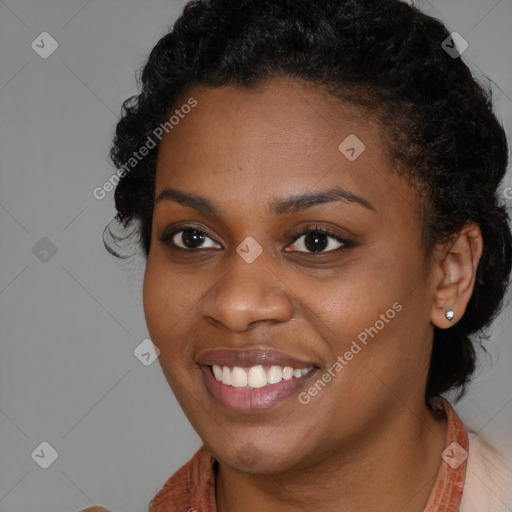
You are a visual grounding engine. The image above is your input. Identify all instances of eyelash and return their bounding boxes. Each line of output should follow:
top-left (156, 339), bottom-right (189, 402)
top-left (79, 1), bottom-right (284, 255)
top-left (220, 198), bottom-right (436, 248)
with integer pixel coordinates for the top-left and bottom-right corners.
top-left (287, 225), bottom-right (352, 253)
top-left (159, 224), bottom-right (353, 255)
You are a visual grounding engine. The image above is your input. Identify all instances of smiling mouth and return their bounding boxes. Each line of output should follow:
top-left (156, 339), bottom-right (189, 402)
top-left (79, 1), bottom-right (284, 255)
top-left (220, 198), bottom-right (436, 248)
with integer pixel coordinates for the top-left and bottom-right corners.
top-left (197, 347), bottom-right (321, 412)
top-left (200, 363), bottom-right (320, 413)
top-left (210, 364), bottom-right (316, 388)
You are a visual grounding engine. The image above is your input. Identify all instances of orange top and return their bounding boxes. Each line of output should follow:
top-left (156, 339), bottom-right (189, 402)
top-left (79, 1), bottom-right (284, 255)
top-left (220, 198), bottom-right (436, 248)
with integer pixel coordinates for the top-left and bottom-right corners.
top-left (149, 398), bottom-right (468, 512)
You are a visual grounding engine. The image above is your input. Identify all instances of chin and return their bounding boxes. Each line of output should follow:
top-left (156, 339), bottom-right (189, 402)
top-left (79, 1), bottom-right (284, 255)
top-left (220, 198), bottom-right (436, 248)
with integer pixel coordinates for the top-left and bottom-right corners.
top-left (202, 429), bottom-right (318, 475)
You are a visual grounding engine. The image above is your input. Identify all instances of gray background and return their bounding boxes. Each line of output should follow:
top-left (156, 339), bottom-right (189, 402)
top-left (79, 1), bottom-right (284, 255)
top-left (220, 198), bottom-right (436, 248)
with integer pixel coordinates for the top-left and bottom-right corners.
top-left (0, 0), bottom-right (511, 511)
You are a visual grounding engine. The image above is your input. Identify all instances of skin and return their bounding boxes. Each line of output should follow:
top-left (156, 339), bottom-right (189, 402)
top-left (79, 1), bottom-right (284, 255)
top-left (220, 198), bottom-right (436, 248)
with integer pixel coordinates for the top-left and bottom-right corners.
top-left (83, 78), bottom-right (483, 512)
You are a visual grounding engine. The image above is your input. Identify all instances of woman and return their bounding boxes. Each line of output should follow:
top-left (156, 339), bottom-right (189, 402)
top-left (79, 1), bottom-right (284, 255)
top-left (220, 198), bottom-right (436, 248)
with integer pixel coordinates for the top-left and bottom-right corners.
top-left (88, 0), bottom-right (512, 510)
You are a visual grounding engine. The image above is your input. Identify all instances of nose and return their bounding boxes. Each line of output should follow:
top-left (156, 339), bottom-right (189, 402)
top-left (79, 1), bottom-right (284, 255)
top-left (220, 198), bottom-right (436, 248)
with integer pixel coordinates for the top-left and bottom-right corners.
top-left (200, 248), bottom-right (294, 332)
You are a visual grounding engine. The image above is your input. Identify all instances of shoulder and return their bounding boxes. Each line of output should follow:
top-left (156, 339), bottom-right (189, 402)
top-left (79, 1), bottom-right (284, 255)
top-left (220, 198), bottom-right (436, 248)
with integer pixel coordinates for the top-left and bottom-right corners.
top-left (149, 445), bottom-right (216, 512)
top-left (460, 431), bottom-right (512, 512)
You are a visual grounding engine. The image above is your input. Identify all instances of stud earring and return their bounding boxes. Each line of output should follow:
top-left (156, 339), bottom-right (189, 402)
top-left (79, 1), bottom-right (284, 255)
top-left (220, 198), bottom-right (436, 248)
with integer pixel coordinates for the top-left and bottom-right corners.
top-left (445, 309), bottom-right (455, 321)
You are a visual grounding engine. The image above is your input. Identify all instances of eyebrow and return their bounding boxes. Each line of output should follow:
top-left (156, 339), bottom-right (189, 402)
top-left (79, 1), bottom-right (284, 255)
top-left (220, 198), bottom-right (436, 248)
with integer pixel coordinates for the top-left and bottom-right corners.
top-left (154, 186), bottom-right (376, 216)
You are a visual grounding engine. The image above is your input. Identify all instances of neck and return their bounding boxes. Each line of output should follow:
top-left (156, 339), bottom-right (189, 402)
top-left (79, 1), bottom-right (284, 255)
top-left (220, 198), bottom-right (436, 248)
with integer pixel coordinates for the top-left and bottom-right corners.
top-left (215, 401), bottom-right (448, 512)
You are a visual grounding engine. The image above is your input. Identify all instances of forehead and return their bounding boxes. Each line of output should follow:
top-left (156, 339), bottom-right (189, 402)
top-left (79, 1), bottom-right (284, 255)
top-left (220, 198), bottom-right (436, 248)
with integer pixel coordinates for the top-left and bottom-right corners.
top-left (154, 79), bottom-right (416, 220)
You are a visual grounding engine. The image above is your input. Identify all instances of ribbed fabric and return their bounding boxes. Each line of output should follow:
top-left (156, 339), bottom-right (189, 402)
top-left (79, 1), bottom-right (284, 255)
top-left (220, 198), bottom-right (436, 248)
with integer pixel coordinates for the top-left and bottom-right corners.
top-left (149, 446), bottom-right (217, 512)
top-left (149, 398), bottom-right (467, 512)
top-left (424, 397), bottom-right (467, 511)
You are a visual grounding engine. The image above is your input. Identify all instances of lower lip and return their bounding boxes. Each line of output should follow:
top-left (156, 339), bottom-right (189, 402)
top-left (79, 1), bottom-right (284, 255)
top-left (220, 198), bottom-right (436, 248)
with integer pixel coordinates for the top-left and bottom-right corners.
top-left (200, 365), bottom-right (319, 413)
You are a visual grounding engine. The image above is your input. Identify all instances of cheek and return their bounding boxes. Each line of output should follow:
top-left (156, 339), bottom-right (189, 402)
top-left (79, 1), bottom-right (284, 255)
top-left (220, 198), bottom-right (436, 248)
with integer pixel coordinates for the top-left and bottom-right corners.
top-left (304, 254), bottom-right (404, 329)
top-left (143, 261), bottom-right (169, 336)
top-left (310, 249), bottom-right (430, 370)
top-left (142, 257), bottom-right (197, 357)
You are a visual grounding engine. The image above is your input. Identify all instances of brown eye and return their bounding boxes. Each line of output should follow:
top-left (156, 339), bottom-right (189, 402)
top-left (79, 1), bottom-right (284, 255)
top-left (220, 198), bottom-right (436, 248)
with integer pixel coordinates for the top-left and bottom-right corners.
top-left (162, 227), bottom-right (221, 250)
top-left (285, 227), bottom-right (351, 254)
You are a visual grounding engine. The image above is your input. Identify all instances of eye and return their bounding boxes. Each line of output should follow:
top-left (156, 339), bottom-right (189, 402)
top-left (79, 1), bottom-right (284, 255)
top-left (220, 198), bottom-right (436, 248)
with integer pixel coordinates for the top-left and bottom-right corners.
top-left (285, 225), bottom-right (351, 254)
top-left (160, 224), bottom-right (352, 254)
top-left (161, 227), bottom-right (221, 250)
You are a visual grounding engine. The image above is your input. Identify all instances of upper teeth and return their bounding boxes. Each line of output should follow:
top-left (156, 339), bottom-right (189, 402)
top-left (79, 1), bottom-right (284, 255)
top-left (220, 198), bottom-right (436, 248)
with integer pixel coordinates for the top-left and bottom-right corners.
top-left (212, 364), bottom-right (314, 388)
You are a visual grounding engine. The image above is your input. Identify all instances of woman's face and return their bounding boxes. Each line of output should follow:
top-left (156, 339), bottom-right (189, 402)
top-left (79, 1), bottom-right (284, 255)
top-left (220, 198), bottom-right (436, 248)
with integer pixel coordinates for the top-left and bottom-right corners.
top-left (143, 78), bottom-right (439, 473)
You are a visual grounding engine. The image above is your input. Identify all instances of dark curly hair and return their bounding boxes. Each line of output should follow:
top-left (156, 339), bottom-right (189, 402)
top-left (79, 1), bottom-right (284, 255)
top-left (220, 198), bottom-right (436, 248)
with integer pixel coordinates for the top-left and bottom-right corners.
top-left (107, 0), bottom-right (512, 406)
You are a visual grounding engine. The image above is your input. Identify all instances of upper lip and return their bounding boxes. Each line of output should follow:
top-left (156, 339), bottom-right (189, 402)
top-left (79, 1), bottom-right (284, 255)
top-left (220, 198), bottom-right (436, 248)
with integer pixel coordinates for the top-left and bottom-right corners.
top-left (196, 347), bottom-right (318, 368)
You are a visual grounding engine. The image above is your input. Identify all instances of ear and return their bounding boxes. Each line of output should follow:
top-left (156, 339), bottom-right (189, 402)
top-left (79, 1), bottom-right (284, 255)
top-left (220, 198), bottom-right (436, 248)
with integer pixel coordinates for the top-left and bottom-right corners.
top-left (430, 222), bottom-right (483, 329)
